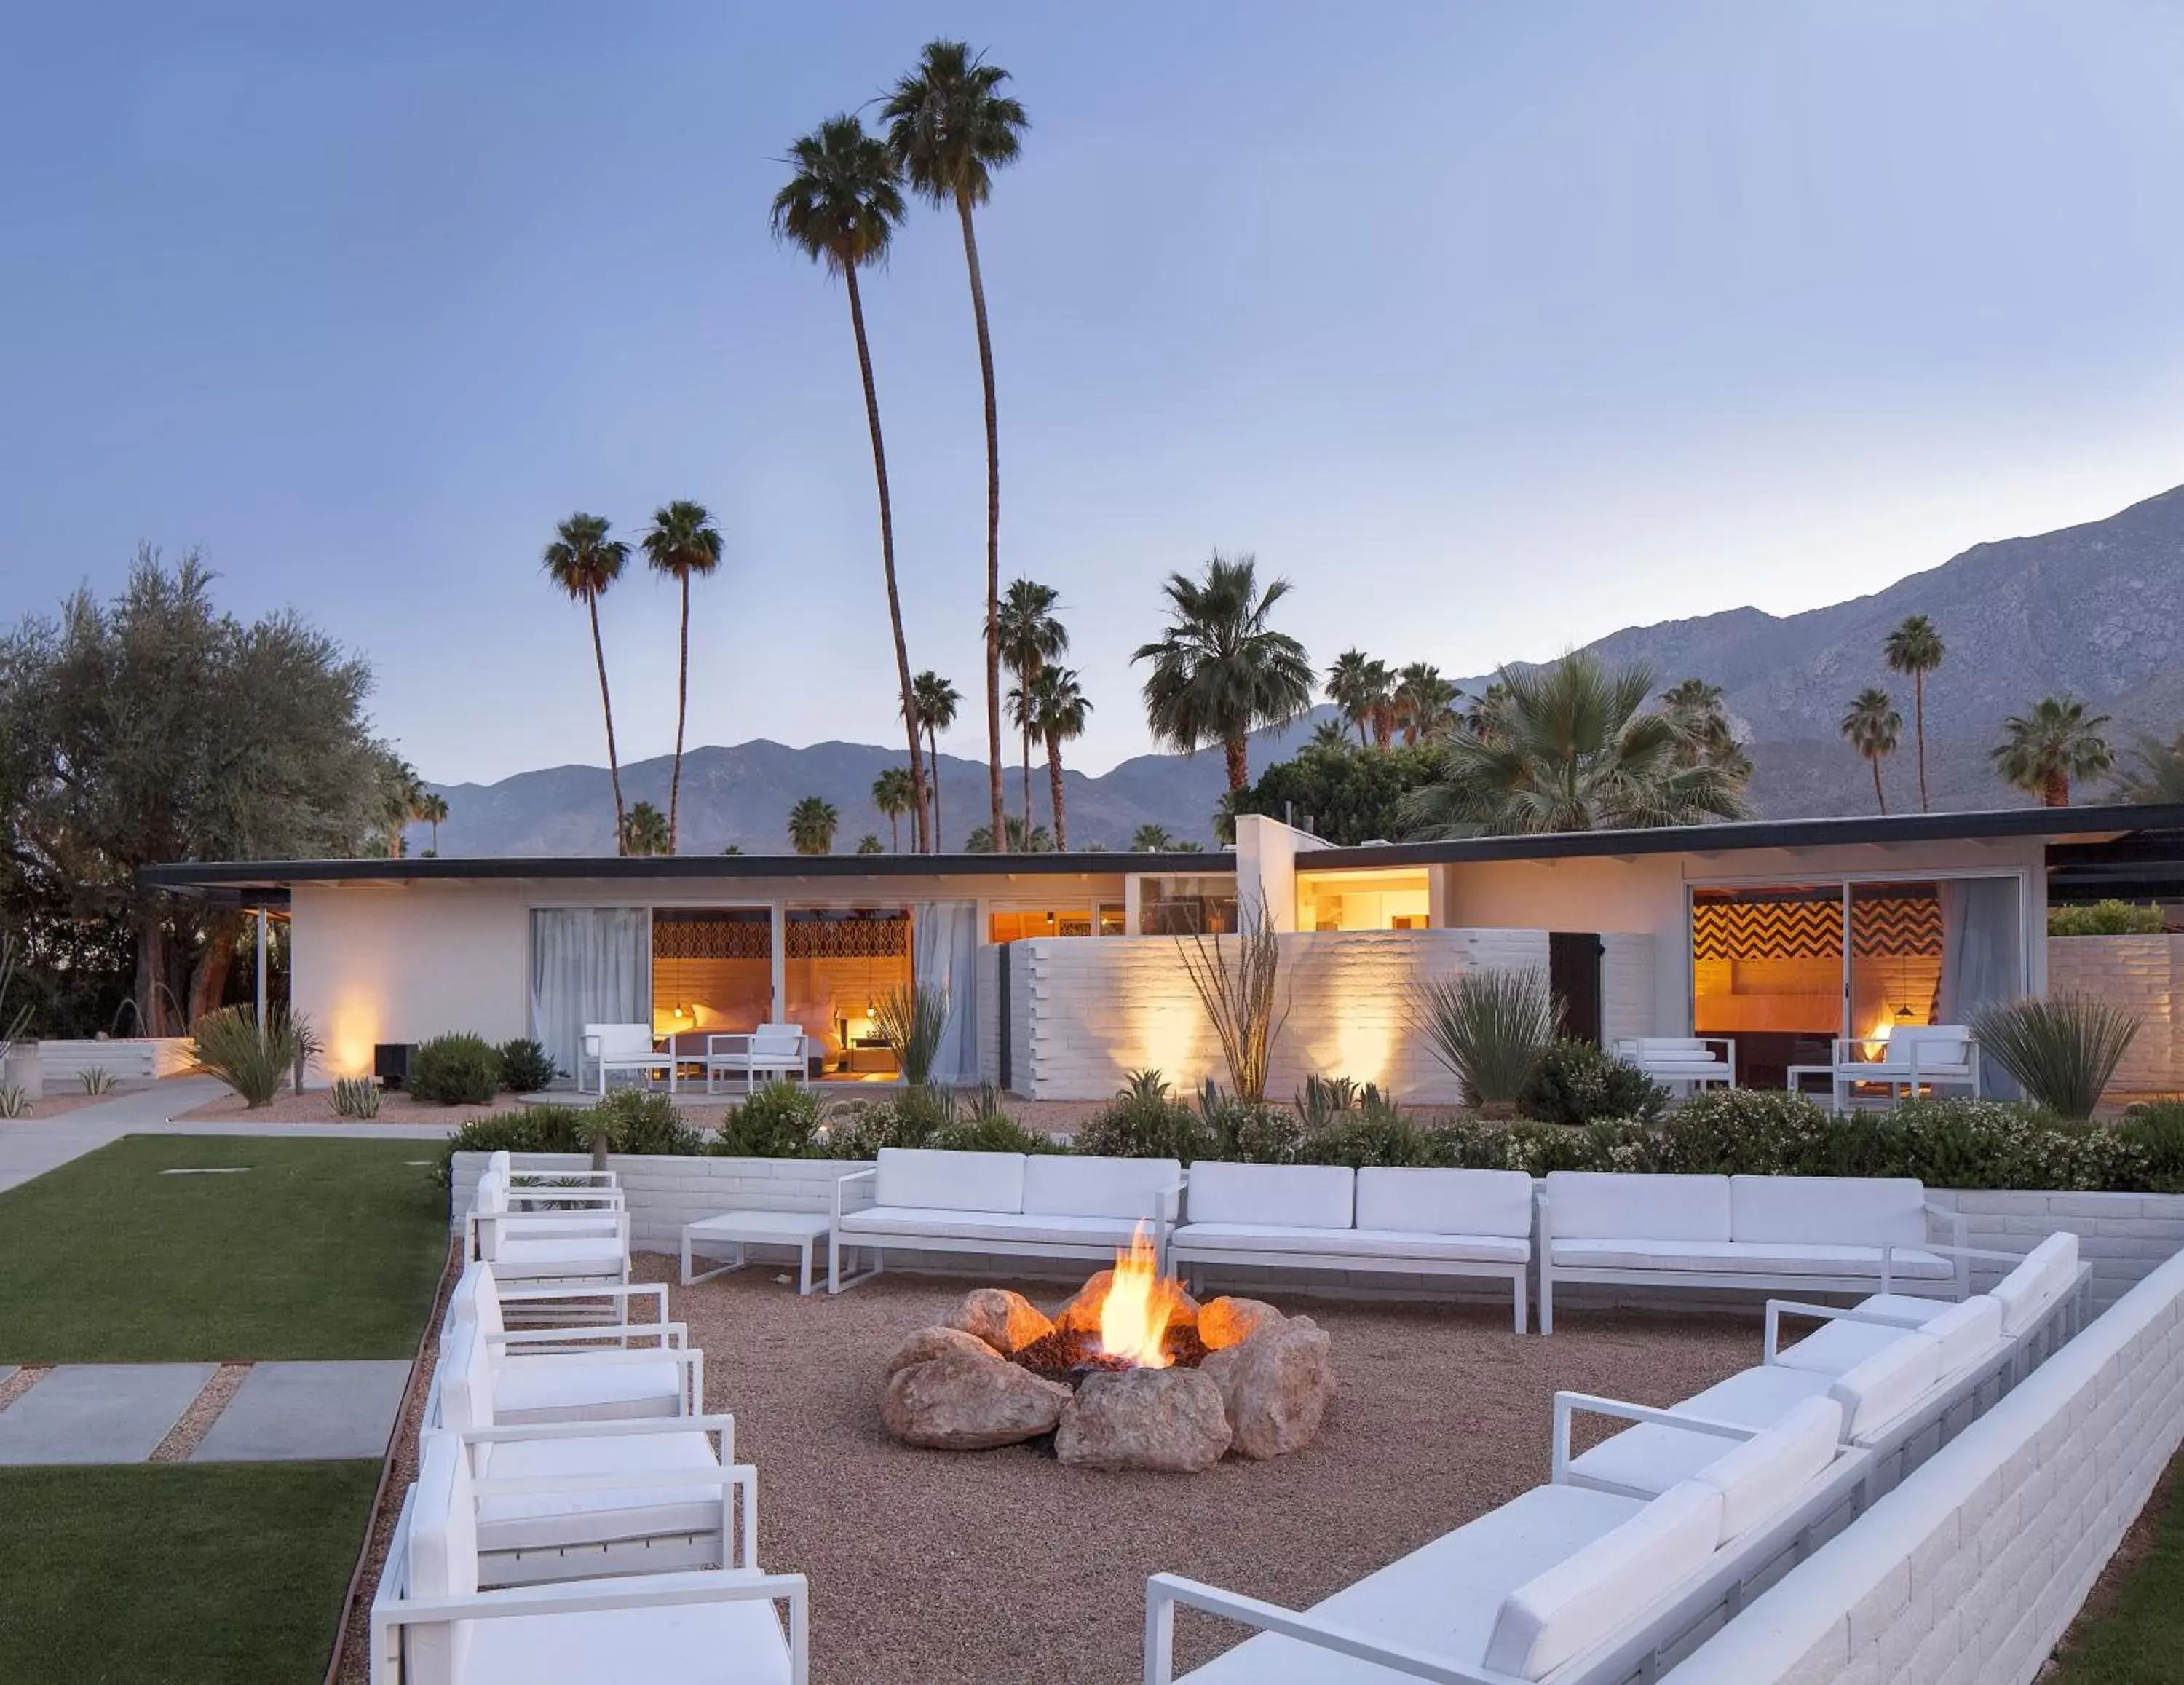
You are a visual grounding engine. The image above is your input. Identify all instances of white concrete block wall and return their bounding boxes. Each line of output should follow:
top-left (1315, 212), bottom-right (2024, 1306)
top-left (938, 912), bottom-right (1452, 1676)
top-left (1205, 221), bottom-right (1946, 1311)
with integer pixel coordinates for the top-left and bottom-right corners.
top-left (975, 944), bottom-right (1000, 1086)
top-left (1008, 943), bottom-right (1034, 1096)
top-left (1931, 1188), bottom-right (2184, 1314)
top-left (2047, 933), bottom-right (2183, 1093)
top-left (1664, 1243), bottom-right (2184, 1685)
top-left (1599, 933), bottom-right (1657, 1046)
top-left (33, 1038), bottom-right (194, 1081)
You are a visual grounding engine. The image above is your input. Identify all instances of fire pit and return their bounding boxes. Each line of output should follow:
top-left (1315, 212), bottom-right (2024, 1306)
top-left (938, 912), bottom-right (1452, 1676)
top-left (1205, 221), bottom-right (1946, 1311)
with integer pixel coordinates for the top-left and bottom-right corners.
top-left (881, 1227), bottom-right (1334, 1472)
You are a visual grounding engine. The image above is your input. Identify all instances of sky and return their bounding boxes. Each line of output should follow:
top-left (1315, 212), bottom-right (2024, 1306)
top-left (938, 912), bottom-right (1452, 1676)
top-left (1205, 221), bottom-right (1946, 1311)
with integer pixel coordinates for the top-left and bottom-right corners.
top-left (5, 1), bottom-right (2184, 786)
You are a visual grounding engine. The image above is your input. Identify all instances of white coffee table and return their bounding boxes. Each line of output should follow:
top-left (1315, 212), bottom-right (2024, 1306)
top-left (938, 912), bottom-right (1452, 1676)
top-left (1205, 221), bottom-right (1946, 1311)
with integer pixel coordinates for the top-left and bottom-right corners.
top-left (681, 1210), bottom-right (833, 1295)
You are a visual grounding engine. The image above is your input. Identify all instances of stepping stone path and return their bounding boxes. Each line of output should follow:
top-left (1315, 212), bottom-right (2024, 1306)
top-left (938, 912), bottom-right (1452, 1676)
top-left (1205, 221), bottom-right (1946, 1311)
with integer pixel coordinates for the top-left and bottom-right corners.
top-left (191, 1360), bottom-right (411, 1462)
top-left (0, 1360), bottom-right (411, 1465)
top-left (0, 1363), bottom-right (218, 1464)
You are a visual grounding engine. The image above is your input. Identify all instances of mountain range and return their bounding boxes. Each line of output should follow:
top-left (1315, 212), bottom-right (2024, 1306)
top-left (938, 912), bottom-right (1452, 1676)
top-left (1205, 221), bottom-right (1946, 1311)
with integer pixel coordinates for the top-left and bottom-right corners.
top-left (420, 483), bottom-right (2184, 855)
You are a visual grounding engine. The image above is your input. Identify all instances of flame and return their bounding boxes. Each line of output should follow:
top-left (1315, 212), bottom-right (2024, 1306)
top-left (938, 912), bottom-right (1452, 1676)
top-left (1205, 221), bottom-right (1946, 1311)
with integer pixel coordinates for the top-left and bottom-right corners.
top-left (1098, 1223), bottom-right (1184, 1369)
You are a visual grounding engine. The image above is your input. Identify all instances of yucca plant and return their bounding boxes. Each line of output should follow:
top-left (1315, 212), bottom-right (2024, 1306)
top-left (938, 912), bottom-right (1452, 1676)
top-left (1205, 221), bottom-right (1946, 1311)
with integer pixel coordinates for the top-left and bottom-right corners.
top-left (189, 1006), bottom-right (318, 1108)
top-left (330, 1076), bottom-right (382, 1119)
top-left (871, 981), bottom-right (952, 1087)
top-left (1409, 966), bottom-right (1562, 1117)
top-left (0, 1083), bottom-right (27, 1118)
top-left (78, 1066), bottom-right (117, 1095)
top-left (1970, 993), bottom-right (2139, 1121)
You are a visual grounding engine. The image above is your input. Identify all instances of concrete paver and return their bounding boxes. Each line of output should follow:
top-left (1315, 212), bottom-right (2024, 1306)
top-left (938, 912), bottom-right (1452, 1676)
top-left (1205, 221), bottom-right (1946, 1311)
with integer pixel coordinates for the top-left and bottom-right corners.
top-left (191, 1360), bottom-right (412, 1462)
top-left (0, 1362), bottom-right (216, 1464)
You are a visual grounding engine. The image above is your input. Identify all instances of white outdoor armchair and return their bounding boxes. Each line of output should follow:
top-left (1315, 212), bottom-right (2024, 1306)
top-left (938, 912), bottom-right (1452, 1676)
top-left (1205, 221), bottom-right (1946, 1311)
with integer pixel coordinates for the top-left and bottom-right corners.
top-left (704, 1023), bottom-right (813, 1094)
top-left (1821, 1024), bottom-right (1981, 1108)
top-left (1611, 1037), bottom-right (1736, 1094)
top-left (579, 1022), bottom-right (676, 1096)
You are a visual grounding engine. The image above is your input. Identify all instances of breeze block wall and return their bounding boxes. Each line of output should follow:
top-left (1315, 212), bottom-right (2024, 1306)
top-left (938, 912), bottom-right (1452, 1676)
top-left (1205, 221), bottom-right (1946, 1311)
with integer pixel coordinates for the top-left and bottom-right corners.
top-left (1663, 1243), bottom-right (2184, 1685)
top-left (2046, 932), bottom-right (2184, 1095)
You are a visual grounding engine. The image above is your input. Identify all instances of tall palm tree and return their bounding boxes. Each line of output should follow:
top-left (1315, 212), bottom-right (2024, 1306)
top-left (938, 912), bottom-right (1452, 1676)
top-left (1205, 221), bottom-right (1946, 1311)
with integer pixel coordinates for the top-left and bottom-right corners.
top-left (1131, 823), bottom-right (1176, 852)
top-left (640, 500), bottom-right (723, 853)
top-left (2111, 730), bottom-right (2184, 805)
top-left (1029, 666), bottom-right (1091, 851)
top-left (379, 759), bottom-right (424, 859)
top-left (1133, 551), bottom-right (1314, 792)
top-left (908, 670), bottom-right (961, 850)
top-left (542, 513), bottom-right (631, 851)
top-left (772, 114), bottom-right (928, 853)
top-left (1325, 650), bottom-right (1380, 748)
top-left (621, 800), bottom-right (670, 856)
top-left (1839, 687), bottom-right (1902, 815)
top-left (871, 765), bottom-right (917, 852)
top-left (855, 833), bottom-right (885, 854)
top-left (1396, 651), bottom-right (1754, 837)
top-left (1393, 662), bottom-right (1460, 745)
top-left (883, 41), bottom-right (1029, 853)
top-left (996, 578), bottom-right (1066, 833)
top-left (1882, 614), bottom-right (1945, 812)
top-left (1992, 696), bottom-right (2113, 808)
top-left (417, 791), bottom-right (450, 853)
top-left (1658, 676), bottom-right (1753, 784)
top-left (787, 796), bottom-right (840, 855)
top-left (1308, 718), bottom-right (1355, 751)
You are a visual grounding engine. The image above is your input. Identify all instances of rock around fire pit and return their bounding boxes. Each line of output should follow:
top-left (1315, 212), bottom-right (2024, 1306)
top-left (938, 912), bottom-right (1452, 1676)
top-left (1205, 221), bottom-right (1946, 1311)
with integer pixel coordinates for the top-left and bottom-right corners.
top-left (881, 1253), bottom-right (1334, 1472)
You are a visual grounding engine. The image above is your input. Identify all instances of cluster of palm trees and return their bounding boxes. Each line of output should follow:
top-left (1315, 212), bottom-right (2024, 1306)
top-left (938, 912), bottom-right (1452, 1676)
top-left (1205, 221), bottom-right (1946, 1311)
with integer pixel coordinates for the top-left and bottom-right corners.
top-left (1324, 653), bottom-right (1463, 747)
top-left (542, 502), bottom-right (723, 855)
top-left (1837, 614), bottom-right (1946, 814)
top-left (375, 759), bottom-right (449, 857)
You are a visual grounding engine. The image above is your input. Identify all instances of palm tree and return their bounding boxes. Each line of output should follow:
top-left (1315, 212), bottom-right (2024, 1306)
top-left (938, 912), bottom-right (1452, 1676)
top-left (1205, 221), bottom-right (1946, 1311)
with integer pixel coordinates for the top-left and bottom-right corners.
top-left (966, 815), bottom-right (1051, 852)
top-left (1029, 666), bottom-right (1092, 851)
top-left (855, 833), bottom-right (885, 854)
top-left (1325, 650), bottom-right (1382, 748)
top-left (908, 670), bottom-right (961, 851)
top-left (1882, 614), bottom-right (1945, 812)
top-left (871, 765), bottom-right (917, 852)
top-left (542, 513), bottom-right (631, 850)
top-left (379, 759), bottom-right (424, 859)
top-left (787, 796), bottom-right (840, 855)
top-left (640, 500), bottom-right (723, 853)
top-left (995, 578), bottom-right (1067, 834)
top-left (1396, 651), bottom-right (1754, 837)
top-left (1659, 677), bottom-right (1753, 784)
top-left (417, 791), bottom-right (450, 853)
top-left (773, 114), bottom-right (928, 853)
top-left (2112, 730), bottom-right (2184, 805)
top-left (621, 800), bottom-right (670, 856)
top-left (1133, 551), bottom-right (1314, 792)
top-left (1131, 823), bottom-right (1176, 852)
top-left (1993, 696), bottom-right (2114, 808)
top-left (883, 42), bottom-right (1029, 853)
top-left (1393, 662), bottom-right (1460, 745)
top-left (1308, 718), bottom-right (1354, 751)
top-left (1839, 687), bottom-right (1902, 814)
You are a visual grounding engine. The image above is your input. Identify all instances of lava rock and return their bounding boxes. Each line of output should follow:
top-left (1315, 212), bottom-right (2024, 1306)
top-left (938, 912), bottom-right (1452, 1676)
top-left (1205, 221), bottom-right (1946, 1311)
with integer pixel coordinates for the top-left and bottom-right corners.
top-left (947, 1288), bottom-right (1055, 1356)
top-left (1198, 1315), bottom-right (1334, 1459)
top-left (882, 1340), bottom-right (1072, 1450)
top-left (1055, 1366), bottom-right (1232, 1472)
top-left (1197, 1295), bottom-right (1284, 1351)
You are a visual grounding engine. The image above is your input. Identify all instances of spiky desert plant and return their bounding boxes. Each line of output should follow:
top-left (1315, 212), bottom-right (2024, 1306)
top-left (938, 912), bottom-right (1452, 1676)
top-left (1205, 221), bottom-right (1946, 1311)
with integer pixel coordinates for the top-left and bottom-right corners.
top-left (331, 1076), bottom-right (383, 1119)
top-left (871, 980), bottom-right (952, 1087)
top-left (78, 1066), bottom-right (117, 1095)
top-left (1409, 966), bottom-right (1561, 1116)
top-left (1174, 904), bottom-right (1289, 1103)
top-left (189, 1006), bottom-right (317, 1108)
top-left (1970, 994), bottom-right (2139, 1121)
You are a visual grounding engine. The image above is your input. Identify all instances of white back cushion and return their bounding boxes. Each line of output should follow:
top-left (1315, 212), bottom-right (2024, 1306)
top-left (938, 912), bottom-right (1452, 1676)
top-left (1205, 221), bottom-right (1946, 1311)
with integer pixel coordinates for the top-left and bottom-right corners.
top-left (1483, 1480), bottom-right (1724, 1680)
top-left (405, 1432), bottom-right (478, 1685)
top-left (1730, 1176), bottom-right (1926, 1248)
top-left (1022, 1156), bottom-right (1182, 1220)
top-left (1829, 1330), bottom-right (1941, 1437)
top-left (586, 1022), bottom-right (652, 1059)
top-left (1184, 1162), bottom-right (1354, 1229)
top-left (436, 1321), bottom-right (496, 1433)
top-left (445, 1260), bottom-right (506, 1338)
top-left (1355, 1167), bottom-right (1534, 1237)
top-left (1886, 1026), bottom-right (1973, 1068)
top-left (753, 1023), bottom-right (805, 1054)
top-left (1992, 1231), bottom-right (2080, 1337)
top-left (1693, 1396), bottom-right (1842, 1541)
top-left (874, 1148), bottom-right (1026, 1214)
top-left (1922, 1294), bottom-right (2003, 1381)
top-left (470, 1177), bottom-right (507, 1261)
top-left (1545, 1172), bottom-right (1732, 1243)
top-left (487, 1150), bottom-right (512, 1179)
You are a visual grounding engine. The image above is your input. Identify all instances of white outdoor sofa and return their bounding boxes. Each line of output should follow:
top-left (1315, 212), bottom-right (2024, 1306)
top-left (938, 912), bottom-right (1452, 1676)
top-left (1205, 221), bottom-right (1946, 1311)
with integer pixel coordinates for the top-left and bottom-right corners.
top-left (440, 1260), bottom-right (703, 1425)
top-left (1168, 1164), bottom-right (1538, 1332)
top-left (1535, 1172), bottom-right (1965, 1333)
top-left (704, 1022), bottom-right (813, 1093)
top-left (371, 1432), bottom-right (806, 1685)
top-left (830, 1148), bottom-right (1186, 1293)
top-left (1812, 1023), bottom-right (1982, 1108)
top-left (579, 1022), bottom-right (676, 1095)
top-left (1611, 1037), bottom-right (1735, 1094)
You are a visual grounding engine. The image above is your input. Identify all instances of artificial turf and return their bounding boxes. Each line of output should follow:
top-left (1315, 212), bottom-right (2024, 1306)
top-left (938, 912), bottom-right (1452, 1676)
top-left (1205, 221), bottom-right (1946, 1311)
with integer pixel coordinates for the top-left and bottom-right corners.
top-left (0, 1134), bottom-right (449, 1361)
top-left (0, 1460), bottom-right (382, 1684)
top-left (2047, 1452), bottom-right (2184, 1684)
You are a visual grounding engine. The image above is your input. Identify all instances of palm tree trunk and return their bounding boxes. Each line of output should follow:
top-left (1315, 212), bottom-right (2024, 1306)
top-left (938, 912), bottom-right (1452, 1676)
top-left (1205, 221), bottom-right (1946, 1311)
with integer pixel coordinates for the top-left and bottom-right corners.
top-left (587, 596), bottom-right (627, 853)
top-left (1871, 757), bottom-right (1888, 815)
top-left (1046, 733), bottom-right (1068, 853)
top-left (668, 575), bottom-right (689, 853)
top-left (889, 813), bottom-right (900, 853)
top-left (926, 724), bottom-right (943, 851)
top-left (1914, 674), bottom-right (1930, 813)
top-left (1356, 717), bottom-right (1368, 749)
top-left (1224, 734), bottom-right (1250, 792)
top-left (844, 264), bottom-right (929, 855)
top-left (431, 818), bottom-right (440, 851)
top-left (955, 191), bottom-right (1005, 855)
top-left (2044, 770), bottom-right (2070, 808)
top-left (1021, 723), bottom-right (1033, 837)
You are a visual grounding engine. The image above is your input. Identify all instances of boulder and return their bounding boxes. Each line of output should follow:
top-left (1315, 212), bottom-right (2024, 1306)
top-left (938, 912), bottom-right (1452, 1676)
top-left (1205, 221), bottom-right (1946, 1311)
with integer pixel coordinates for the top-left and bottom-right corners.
top-left (1197, 1296), bottom-right (1284, 1351)
top-left (884, 1325), bottom-right (995, 1380)
top-left (948, 1288), bottom-right (1055, 1356)
top-left (882, 1341), bottom-right (1072, 1451)
top-left (1198, 1316), bottom-right (1334, 1459)
top-left (1055, 1366), bottom-right (1231, 1472)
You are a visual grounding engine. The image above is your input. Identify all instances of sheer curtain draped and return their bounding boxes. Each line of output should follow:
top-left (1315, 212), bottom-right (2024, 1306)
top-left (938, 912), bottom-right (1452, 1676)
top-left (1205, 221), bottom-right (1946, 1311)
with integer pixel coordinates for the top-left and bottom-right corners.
top-left (1936, 877), bottom-right (2024, 1099)
top-left (911, 901), bottom-right (980, 1087)
top-left (530, 909), bottom-right (649, 1085)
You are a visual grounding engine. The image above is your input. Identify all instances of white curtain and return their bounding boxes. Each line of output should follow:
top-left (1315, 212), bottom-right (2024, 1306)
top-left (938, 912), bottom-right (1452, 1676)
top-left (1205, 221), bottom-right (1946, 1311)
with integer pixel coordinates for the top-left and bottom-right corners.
top-left (912, 901), bottom-right (981, 1087)
top-left (1936, 877), bottom-right (2023, 1099)
top-left (530, 908), bottom-right (649, 1085)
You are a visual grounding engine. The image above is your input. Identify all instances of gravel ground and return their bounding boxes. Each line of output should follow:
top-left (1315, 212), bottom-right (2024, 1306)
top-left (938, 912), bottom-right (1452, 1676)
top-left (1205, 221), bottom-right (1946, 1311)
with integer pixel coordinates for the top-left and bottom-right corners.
top-left (0, 1091), bottom-right (123, 1121)
top-left (654, 1258), bottom-right (1760, 1685)
top-left (175, 1089), bottom-right (538, 1126)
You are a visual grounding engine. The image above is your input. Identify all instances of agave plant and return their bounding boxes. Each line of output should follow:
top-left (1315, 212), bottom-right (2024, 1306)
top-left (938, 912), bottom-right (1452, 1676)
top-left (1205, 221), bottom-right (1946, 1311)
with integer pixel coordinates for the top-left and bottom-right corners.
top-left (1969, 993), bottom-right (2139, 1121)
top-left (330, 1076), bottom-right (383, 1119)
top-left (1409, 967), bottom-right (1561, 1116)
top-left (78, 1066), bottom-right (118, 1096)
top-left (189, 1006), bottom-right (319, 1108)
top-left (871, 981), bottom-right (952, 1088)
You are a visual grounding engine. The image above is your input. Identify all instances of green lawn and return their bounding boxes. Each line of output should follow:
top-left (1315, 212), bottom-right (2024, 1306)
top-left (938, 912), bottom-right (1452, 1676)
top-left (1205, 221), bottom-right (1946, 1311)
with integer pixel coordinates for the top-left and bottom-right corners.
top-left (0, 1461), bottom-right (381, 1684)
top-left (2048, 1452), bottom-right (2184, 1683)
top-left (0, 1134), bottom-right (448, 1360)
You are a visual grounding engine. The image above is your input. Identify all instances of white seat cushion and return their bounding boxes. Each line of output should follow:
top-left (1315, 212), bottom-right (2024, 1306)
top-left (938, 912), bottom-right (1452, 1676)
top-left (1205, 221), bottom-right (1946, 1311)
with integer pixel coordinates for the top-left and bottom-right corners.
top-left (1567, 1361), bottom-right (1837, 1497)
top-left (492, 1357), bottom-right (684, 1424)
top-left (1021, 1156), bottom-right (1182, 1221)
top-left (1917, 1295), bottom-right (2003, 1384)
top-left (836, 1207), bottom-right (1140, 1247)
top-left (1992, 1231), bottom-right (2080, 1337)
top-left (473, 1430), bottom-right (724, 1555)
top-left (1543, 1174), bottom-right (1731, 1244)
top-left (1845, 1290), bottom-right (1964, 1327)
top-left (1171, 1222), bottom-right (1528, 1265)
top-left (1173, 1484), bottom-right (1642, 1684)
top-left (1549, 1239), bottom-right (1952, 1279)
top-left (1730, 1177), bottom-right (1927, 1249)
top-left (1829, 1331), bottom-right (1942, 1440)
top-left (491, 1235), bottom-right (628, 1281)
top-left (874, 1148), bottom-right (1026, 1214)
top-left (1776, 1316), bottom-right (1926, 1376)
top-left (1354, 1168), bottom-right (1534, 1238)
top-left (1185, 1162), bottom-right (1355, 1229)
top-left (1690, 1396), bottom-right (1842, 1540)
top-left (463, 1598), bottom-right (792, 1685)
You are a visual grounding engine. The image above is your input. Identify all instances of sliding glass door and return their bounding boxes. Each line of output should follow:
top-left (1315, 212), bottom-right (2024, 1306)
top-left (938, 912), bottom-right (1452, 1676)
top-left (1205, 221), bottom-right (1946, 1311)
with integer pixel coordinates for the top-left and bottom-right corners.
top-left (530, 908), bottom-right (649, 1085)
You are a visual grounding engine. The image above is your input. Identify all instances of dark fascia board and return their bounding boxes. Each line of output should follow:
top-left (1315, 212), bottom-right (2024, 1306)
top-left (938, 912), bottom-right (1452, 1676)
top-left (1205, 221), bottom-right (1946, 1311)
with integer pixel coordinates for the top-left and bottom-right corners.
top-left (137, 849), bottom-right (1238, 896)
top-left (1298, 803), bottom-right (2184, 870)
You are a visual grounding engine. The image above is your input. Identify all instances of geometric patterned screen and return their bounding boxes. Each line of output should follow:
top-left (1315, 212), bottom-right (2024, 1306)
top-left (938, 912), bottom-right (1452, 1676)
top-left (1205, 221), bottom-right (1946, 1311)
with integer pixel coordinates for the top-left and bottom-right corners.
top-left (1692, 890), bottom-right (1941, 962)
top-left (652, 912), bottom-right (771, 960)
top-left (785, 912), bottom-right (910, 960)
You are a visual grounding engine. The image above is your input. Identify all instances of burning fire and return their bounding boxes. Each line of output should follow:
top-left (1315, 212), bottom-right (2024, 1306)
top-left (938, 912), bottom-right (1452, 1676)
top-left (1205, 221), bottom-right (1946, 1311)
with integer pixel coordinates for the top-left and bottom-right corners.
top-left (1098, 1223), bottom-right (1188, 1369)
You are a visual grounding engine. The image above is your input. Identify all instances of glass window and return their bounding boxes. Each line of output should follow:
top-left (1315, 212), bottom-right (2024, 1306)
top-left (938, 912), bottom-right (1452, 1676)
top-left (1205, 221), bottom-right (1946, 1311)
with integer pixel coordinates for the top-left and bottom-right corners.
top-left (1296, 867), bottom-right (1431, 931)
top-left (989, 907), bottom-right (1093, 942)
top-left (784, 908), bottom-right (911, 1077)
top-left (651, 908), bottom-right (772, 1051)
top-left (1137, 874), bottom-right (1238, 936)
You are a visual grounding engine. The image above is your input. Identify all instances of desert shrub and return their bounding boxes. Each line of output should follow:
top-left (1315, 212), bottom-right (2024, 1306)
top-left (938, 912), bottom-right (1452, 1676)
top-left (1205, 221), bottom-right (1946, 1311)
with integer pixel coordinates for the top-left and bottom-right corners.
top-left (1195, 1082), bottom-right (1306, 1164)
top-left (596, 1089), bottom-right (702, 1156)
top-left (407, 1033), bottom-right (505, 1105)
top-left (716, 1080), bottom-right (824, 1157)
top-left (2121, 1102), bottom-right (2184, 1193)
top-left (931, 1088), bottom-right (1062, 1156)
top-left (2049, 899), bottom-right (2166, 936)
top-left (1294, 1074), bottom-right (1397, 1130)
top-left (330, 1077), bottom-right (382, 1119)
top-left (871, 982), bottom-right (951, 1086)
top-left (1296, 1109), bottom-right (1454, 1169)
top-left (496, 1038), bottom-right (560, 1093)
top-left (1522, 1039), bottom-right (1668, 1126)
top-left (1971, 994), bottom-right (2140, 1121)
top-left (1074, 1078), bottom-right (1214, 1162)
top-left (189, 1006), bottom-right (317, 1108)
top-left (1410, 968), bottom-right (1559, 1114)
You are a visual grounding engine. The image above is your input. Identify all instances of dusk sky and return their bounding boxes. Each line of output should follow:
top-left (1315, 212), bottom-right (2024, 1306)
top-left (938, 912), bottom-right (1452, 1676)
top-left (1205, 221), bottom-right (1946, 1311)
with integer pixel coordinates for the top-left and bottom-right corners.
top-left (4, 2), bottom-right (2184, 785)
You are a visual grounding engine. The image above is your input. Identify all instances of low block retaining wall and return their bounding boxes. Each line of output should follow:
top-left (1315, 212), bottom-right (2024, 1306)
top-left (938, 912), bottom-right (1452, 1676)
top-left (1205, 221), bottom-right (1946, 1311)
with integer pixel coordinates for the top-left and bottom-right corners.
top-left (27, 1037), bottom-right (194, 1087)
top-left (1663, 1239), bottom-right (2184, 1685)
